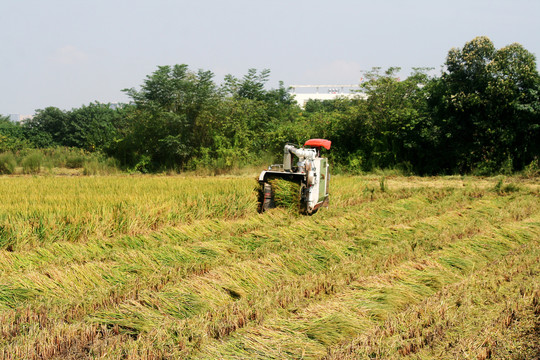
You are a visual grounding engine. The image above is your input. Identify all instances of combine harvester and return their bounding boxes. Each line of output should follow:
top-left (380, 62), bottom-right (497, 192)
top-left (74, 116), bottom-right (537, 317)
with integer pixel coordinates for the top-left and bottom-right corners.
top-left (257, 139), bottom-right (331, 215)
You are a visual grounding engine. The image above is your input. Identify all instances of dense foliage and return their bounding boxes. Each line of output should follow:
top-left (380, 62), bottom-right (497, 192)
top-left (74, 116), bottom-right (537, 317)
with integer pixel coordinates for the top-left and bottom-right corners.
top-left (1, 36), bottom-right (538, 174)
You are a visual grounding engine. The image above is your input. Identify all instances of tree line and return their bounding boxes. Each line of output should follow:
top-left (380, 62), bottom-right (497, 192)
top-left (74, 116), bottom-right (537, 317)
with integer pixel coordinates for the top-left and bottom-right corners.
top-left (1, 36), bottom-right (539, 175)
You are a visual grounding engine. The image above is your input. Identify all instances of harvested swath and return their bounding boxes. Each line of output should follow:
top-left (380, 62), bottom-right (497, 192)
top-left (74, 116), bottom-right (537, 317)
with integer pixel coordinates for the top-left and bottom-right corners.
top-left (268, 178), bottom-right (301, 211)
top-left (323, 233), bottom-right (540, 359)
top-left (12, 189), bottom-right (537, 357)
top-left (192, 198), bottom-right (540, 358)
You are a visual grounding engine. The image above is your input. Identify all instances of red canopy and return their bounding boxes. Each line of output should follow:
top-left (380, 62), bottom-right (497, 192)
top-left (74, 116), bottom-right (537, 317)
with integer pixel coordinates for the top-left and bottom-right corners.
top-left (304, 138), bottom-right (331, 150)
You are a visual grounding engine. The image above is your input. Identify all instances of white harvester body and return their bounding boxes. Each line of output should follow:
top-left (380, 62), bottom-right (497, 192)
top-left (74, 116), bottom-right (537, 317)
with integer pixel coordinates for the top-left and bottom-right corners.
top-left (258, 139), bottom-right (331, 214)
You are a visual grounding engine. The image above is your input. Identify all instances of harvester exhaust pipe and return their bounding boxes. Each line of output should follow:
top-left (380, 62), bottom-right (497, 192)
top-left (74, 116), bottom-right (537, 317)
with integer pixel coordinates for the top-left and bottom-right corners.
top-left (283, 145), bottom-right (293, 171)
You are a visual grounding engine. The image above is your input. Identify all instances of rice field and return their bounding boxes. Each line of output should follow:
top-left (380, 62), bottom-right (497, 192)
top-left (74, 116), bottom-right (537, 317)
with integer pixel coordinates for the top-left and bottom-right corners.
top-left (0, 174), bottom-right (538, 359)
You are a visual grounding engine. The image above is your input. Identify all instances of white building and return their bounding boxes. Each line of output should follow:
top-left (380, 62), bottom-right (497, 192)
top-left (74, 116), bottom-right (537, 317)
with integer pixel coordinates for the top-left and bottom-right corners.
top-left (289, 85), bottom-right (366, 108)
top-left (8, 114), bottom-right (33, 123)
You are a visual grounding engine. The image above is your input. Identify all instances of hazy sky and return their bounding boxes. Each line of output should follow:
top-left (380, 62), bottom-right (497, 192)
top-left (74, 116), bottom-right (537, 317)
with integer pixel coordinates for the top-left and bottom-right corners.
top-left (2, 0), bottom-right (539, 115)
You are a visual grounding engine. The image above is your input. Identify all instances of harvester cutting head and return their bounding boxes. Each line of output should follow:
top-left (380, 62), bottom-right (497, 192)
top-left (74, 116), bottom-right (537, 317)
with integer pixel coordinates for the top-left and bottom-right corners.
top-left (257, 139), bottom-right (331, 214)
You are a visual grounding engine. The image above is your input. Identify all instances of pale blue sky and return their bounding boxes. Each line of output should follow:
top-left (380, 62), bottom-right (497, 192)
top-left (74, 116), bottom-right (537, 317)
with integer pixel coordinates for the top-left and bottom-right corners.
top-left (2, 0), bottom-right (539, 114)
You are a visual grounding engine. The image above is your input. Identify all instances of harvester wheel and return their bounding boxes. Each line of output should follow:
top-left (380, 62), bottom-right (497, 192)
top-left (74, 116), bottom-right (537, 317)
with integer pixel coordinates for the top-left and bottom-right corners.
top-left (257, 182), bottom-right (274, 213)
top-left (299, 184), bottom-right (307, 214)
top-left (299, 184), bottom-right (318, 215)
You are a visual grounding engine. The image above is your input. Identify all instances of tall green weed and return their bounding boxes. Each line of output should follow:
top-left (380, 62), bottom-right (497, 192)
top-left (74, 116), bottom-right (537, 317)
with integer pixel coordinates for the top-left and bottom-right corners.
top-left (21, 152), bottom-right (43, 174)
top-left (0, 153), bottom-right (16, 174)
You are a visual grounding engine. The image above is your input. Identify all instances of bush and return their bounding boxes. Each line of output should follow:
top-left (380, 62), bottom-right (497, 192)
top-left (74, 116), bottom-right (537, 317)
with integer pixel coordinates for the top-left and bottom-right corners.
top-left (521, 158), bottom-right (539, 179)
top-left (492, 176), bottom-right (522, 195)
top-left (0, 152), bottom-right (17, 174)
top-left (21, 152), bottom-right (43, 174)
top-left (41, 147), bottom-right (86, 168)
top-left (83, 157), bottom-right (120, 175)
top-left (82, 160), bottom-right (100, 175)
top-left (65, 154), bottom-right (85, 168)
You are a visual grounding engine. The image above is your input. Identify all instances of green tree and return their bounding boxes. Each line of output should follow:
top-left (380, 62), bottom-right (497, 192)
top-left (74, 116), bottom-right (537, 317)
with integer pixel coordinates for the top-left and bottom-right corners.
top-left (486, 43), bottom-right (540, 170)
top-left (223, 68), bottom-right (271, 101)
top-left (64, 102), bottom-right (125, 151)
top-left (22, 104), bottom-right (127, 152)
top-left (431, 36), bottom-right (540, 173)
top-left (193, 98), bottom-right (267, 170)
top-left (0, 116), bottom-right (29, 152)
top-left (330, 67), bottom-right (432, 172)
top-left (118, 65), bottom-right (220, 170)
top-left (22, 107), bottom-right (67, 147)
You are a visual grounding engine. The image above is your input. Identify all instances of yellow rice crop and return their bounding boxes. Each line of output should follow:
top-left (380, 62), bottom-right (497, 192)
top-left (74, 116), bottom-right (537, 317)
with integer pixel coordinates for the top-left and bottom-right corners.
top-left (0, 174), bottom-right (538, 359)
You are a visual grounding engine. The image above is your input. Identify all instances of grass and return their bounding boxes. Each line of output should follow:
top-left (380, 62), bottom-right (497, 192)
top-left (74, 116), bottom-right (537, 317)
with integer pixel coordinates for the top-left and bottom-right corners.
top-left (0, 148), bottom-right (120, 176)
top-left (0, 174), bottom-right (538, 359)
top-left (0, 153), bottom-right (16, 175)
